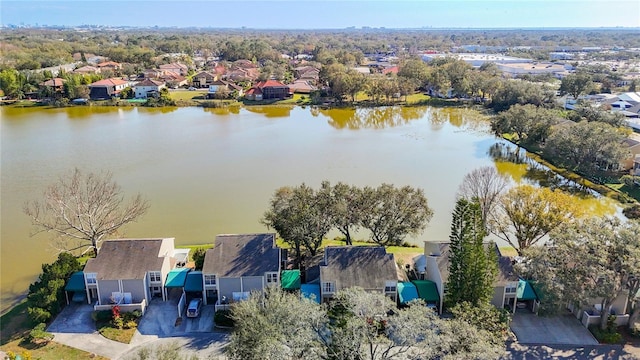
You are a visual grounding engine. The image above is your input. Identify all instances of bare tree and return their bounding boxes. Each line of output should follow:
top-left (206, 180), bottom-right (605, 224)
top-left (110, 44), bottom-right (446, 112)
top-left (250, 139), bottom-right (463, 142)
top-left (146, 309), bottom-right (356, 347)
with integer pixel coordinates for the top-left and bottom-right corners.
top-left (456, 166), bottom-right (509, 228)
top-left (24, 168), bottom-right (149, 256)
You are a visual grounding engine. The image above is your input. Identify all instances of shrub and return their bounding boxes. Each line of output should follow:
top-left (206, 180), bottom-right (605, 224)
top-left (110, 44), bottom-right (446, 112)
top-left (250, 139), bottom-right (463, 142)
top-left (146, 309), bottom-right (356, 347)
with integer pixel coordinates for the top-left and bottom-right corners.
top-left (29, 323), bottom-right (54, 344)
top-left (214, 309), bottom-right (234, 327)
top-left (623, 204), bottom-right (640, 220)
top-left (192, 247), bottom-right (207, 270)
top-left (112, 316), bottom-right (124, 330)
top-left (124, 320), bottom-right (138, 329)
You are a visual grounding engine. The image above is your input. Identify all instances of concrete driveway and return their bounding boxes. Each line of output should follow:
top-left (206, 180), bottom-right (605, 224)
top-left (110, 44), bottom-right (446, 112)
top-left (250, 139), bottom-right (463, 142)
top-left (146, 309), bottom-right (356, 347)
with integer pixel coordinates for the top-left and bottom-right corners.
top-left (510, 312), bottom-right (599, 345)
top-left (47, 303), bottom-right (131, 359)
top-left (47, 299), bottom-right (223, 359)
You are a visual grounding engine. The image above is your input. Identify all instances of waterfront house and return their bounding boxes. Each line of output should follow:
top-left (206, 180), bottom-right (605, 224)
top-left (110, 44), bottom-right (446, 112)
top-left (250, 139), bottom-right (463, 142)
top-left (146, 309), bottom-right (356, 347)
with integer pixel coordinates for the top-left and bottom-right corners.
top-left (309, 246), bottom-right (399, 302)
top-left (245, 80), bottom-right (291, 101)
top-left (82, 238), bottom-right (178, 313)
top-left (191, 71), bottom-right (218, 88)
top-left (88, 78), bottom-right (129, 100)
top-left (134, 79), bottom-right (166, 99)
top-left (424, 242), bottom-right (519, 314)
top-left (201, 233), bottom-right (283, 310)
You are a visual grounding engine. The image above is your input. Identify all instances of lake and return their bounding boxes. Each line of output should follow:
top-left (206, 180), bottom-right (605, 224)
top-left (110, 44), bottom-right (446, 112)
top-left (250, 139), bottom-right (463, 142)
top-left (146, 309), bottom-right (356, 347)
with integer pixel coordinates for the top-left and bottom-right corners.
top-left (0, 104), bottom-right (617, 312)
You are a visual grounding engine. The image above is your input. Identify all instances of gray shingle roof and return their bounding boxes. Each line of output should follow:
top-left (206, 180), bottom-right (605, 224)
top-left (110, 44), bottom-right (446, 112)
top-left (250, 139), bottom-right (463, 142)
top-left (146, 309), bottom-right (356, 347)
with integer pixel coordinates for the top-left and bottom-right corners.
top-left (319, 246), bottom-right (398, 291)
top-left (431, 242), bottom-right (517, 285)
top-left (202, 233), bottom-right (280, 277)
top-left (84, 238), bottom-right (169, 280)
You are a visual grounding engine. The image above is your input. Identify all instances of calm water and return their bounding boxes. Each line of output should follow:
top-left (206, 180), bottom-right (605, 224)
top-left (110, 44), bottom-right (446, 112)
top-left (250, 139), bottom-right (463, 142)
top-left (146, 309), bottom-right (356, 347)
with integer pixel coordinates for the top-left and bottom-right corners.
top-left (0, 105), bottom-right (617, 312)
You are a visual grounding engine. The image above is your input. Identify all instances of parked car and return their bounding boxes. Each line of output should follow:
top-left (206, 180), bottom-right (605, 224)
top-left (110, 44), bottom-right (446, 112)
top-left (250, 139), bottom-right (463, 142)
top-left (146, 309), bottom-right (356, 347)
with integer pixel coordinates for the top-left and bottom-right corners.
top-left (188, 87), bottom-right (197, 91)
top-left (187, 298), bottom-right (202, 318)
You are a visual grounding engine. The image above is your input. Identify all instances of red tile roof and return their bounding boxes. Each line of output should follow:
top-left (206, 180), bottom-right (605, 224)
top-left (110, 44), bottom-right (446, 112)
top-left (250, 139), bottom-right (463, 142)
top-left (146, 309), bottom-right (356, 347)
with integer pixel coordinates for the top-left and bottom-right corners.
top-left (96, 61), bottom-right (121, 68)
top-left (90, 78), bottom-right (129, 87)
top-left (40, 78), bottom-right (66, 87)
top-left (255, 80), bottom-right (287, 88)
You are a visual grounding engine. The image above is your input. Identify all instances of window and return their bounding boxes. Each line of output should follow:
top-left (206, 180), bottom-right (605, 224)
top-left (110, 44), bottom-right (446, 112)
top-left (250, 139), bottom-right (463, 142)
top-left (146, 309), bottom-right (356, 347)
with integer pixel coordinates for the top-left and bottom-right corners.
top-left (505, 283), bottom-right (517, 294)
top-left (149, 271), bottom-right (162, 283)
top-left (204, 274), bottom-right (217, 286)
top-left (266, 272), bottom-right (279, 285)
top-left (322, 282), bottom-right (335, 294)
top-left (385, 280), bottom-right (397, 293)
top-left (86, 273), bottom-right (97, 284)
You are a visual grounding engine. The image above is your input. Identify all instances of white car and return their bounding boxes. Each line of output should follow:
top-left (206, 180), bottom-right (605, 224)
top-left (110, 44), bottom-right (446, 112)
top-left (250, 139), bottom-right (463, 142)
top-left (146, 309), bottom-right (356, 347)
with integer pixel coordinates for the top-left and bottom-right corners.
top-left (186, 298), bottom-right (202, 318)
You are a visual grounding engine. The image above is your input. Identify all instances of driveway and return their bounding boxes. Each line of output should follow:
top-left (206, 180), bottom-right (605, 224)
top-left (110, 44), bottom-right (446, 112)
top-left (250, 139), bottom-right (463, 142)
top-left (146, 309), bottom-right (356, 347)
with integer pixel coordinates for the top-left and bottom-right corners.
top-left (510, 312), bottom-right (599, 345)
top-left (47, 303), bottom-right (131, 359)
top-left (47, 299), bottom-right (224, 359)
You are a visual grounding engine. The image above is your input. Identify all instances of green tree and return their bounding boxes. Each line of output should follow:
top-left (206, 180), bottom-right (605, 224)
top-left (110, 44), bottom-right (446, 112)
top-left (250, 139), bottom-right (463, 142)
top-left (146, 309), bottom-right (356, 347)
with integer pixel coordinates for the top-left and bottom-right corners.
top-left (262, 183), bottom-right (333, 266)
top-left (24, 168), bottom-right (149, 256)
top-left (0, 69), bottom-right (24, 99)
top-left (491, 104), bottom-right (558, 145)
top-left (329, 182), bottom-right (362, 245)
top-left (559, 72), bottom-right (592, 100)
top-left (450, 301), bottom-right (511, 347)
top-left (397, 58), bottom-right (430, 89)
top-left (490, 80), bottom-right (554, 112)
top-left (191, 247), bottom-right (207, 270)
top-left (489, 185), bottom-right (583, 256)
top-left (518, 218), bottom-right (640, 329)
top-left (545, 120), bottom-right (630, 173)
top-left (446, 198), bottom-right (498, 309)
top-left (359, 184), bottom-right (433, 246)
top-left (227, 287), bottom-right (327, 360)
top-left (27, 252), bottom-right (82, 323)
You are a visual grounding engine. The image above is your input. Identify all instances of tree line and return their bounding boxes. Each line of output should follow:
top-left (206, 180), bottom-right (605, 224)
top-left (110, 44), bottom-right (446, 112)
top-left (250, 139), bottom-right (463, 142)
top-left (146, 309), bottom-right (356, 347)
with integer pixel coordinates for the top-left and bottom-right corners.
top-left (262, 182), bottom-right (433, 266)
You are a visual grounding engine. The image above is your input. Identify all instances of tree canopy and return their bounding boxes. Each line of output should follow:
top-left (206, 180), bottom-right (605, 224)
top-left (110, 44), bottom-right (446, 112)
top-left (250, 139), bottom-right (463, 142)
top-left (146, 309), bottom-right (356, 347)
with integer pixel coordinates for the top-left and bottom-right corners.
top-left (24, 168), bottom-right (149, 256)
top-left (227, 287), bottom-right (505, 360)
top-left (489, 184), bottom-right (583, 256)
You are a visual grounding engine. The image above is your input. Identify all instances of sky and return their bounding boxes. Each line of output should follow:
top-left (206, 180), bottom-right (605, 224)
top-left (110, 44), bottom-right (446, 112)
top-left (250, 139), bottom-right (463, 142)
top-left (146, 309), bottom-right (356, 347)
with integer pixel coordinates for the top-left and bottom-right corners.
top-left (1, 0), bottom-right (639, 29)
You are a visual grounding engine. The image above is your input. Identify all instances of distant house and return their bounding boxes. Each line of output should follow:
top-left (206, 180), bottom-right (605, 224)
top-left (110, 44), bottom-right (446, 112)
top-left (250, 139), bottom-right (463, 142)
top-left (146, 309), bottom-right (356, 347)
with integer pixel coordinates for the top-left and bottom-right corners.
top-left (621, 137), bottom-right (640, 170)
top-left (245, 80), bottom-right (291, 101)
top-left (201, 233), bottom-right (283, 310)
top-left (82, 238), bottom-right (179, 312)
top-left (88, 78), bottom-right (129, 100)
top-left (74, 65), bottom-right (100, 75)
top-left (39, 78), bottom-right (66, 94)
top-left (207, 79), bottom-right (243, 98)
top-left (294, 66), bottom-right (320, 84)
top-left (96, 61), bottom-right (122, 72)
top-left (134, 79), bottom-right (166, 99)
top-left (159, 63), bottom-right (189, 76)
top-left (311, 246), bottom-right (399, 302)
top-left (288, 80), bottom-right (317, 94)
top-left (142, 69), bottom-right (164, 79)
top-left (191, 71), bottom-right (218, 88)
top-left (382, 66), bottom-right (399, 75)
top-left (424, 242), bottom-right (519, 314)
top-left (225, 68), bottom-right (260, 82)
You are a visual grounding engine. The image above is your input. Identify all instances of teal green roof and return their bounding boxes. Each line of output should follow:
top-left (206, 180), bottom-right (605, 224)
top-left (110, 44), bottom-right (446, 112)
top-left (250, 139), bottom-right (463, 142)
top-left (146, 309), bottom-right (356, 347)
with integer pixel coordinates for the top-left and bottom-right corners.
top-left (412, 280), bottom-right (439, 303)
top-left (165, 268), bottom-right (190, 288)
top-left (398, 282), bottom-right (419, 304)
top-left (301, 284), bottom-right (321, 304)
top-left (65, 271), bottom-right (86, 292)
top-left (281, 270), bottom-right (301, 290)
top-left (517, 279), bottom-right (538, 301)
top-left (184, 271), bottom-right (203, 292)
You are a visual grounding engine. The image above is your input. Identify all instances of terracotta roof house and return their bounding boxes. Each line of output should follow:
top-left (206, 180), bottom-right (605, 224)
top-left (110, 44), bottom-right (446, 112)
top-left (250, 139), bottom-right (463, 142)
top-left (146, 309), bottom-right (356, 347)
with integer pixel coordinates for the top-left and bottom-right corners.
top-left (288, 79), bottom-right (317, 94)
top-left (424, 241), bottom-right (519, 314)
top-left (225, 68), bottom-right (260, 82)
top-left (294, 66), bottom-right (320, 83)
top-left (142, 69), bottom-right (164, 79)
top-left (191, 71), bottom-right (218, 88)
top-left (382, 66), bottom-right (399, 75)
top-left (159, 63), bottom-right (189, 76)
top-left (74, 65), bottom-right (100, 75)
top-left (134, 79), bottom-right (166, 99)
top-left (245, 80), bottom-right (291, 101)
top-left (202, 233), bottom-right (283, 310)
top-left (39, 78), bottom-right (66, 93)
top-left (88, 78), bottom-right (129, 100)
top-left (82, 238), bottom-right (179, 312)
top-left (231, 59), bottom-right (257, 69)
top-left (207, 79), bottom-right (244, 98)
top-left (312, 246), bottom-right (399, 302)
top-left (96, 61), bottom-right (122, 71)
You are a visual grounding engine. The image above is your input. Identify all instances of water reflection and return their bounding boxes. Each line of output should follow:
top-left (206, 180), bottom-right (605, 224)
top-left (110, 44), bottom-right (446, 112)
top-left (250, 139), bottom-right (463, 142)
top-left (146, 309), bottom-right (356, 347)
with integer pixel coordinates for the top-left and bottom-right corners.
top-left (138, 106), bottom-right (179, 115)
top-left (244, 106), bottom-right (293, 118)
top-left (321, 106), bottom-right (428, 130)
top-left (203, 106), bottom-right (241, 116)
top-left (488, 142), bottom-right (617, 217)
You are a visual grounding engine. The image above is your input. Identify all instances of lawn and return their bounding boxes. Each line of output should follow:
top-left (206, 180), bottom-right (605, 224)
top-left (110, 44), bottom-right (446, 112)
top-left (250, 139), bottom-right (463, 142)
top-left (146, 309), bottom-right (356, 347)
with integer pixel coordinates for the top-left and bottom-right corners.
top-left (96, 321), bottom-right (137, 344)
top-left (169, 90), bottom-right (208, 102)
top-left (0, 300), bottom-right (107, 359)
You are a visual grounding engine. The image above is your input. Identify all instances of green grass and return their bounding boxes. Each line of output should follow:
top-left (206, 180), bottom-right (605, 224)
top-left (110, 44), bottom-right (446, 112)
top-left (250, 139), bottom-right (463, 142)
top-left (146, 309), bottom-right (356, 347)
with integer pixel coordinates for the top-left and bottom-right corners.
top-left (169, 90), bottom-right (208, 102)
top-left (96, 321), bottom-right (137, 344)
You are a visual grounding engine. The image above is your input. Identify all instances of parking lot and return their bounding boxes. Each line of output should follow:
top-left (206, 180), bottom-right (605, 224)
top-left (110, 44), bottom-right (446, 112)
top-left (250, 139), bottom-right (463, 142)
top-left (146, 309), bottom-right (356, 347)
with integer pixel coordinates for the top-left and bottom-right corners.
top-left (510, 312), bottom-right (598, 345)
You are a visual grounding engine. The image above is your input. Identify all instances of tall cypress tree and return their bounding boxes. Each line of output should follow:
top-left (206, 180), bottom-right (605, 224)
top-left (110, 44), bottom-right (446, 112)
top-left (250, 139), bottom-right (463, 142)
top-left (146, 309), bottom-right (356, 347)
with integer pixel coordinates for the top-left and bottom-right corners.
top-left (446, 198), bottom-right (497, 309)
